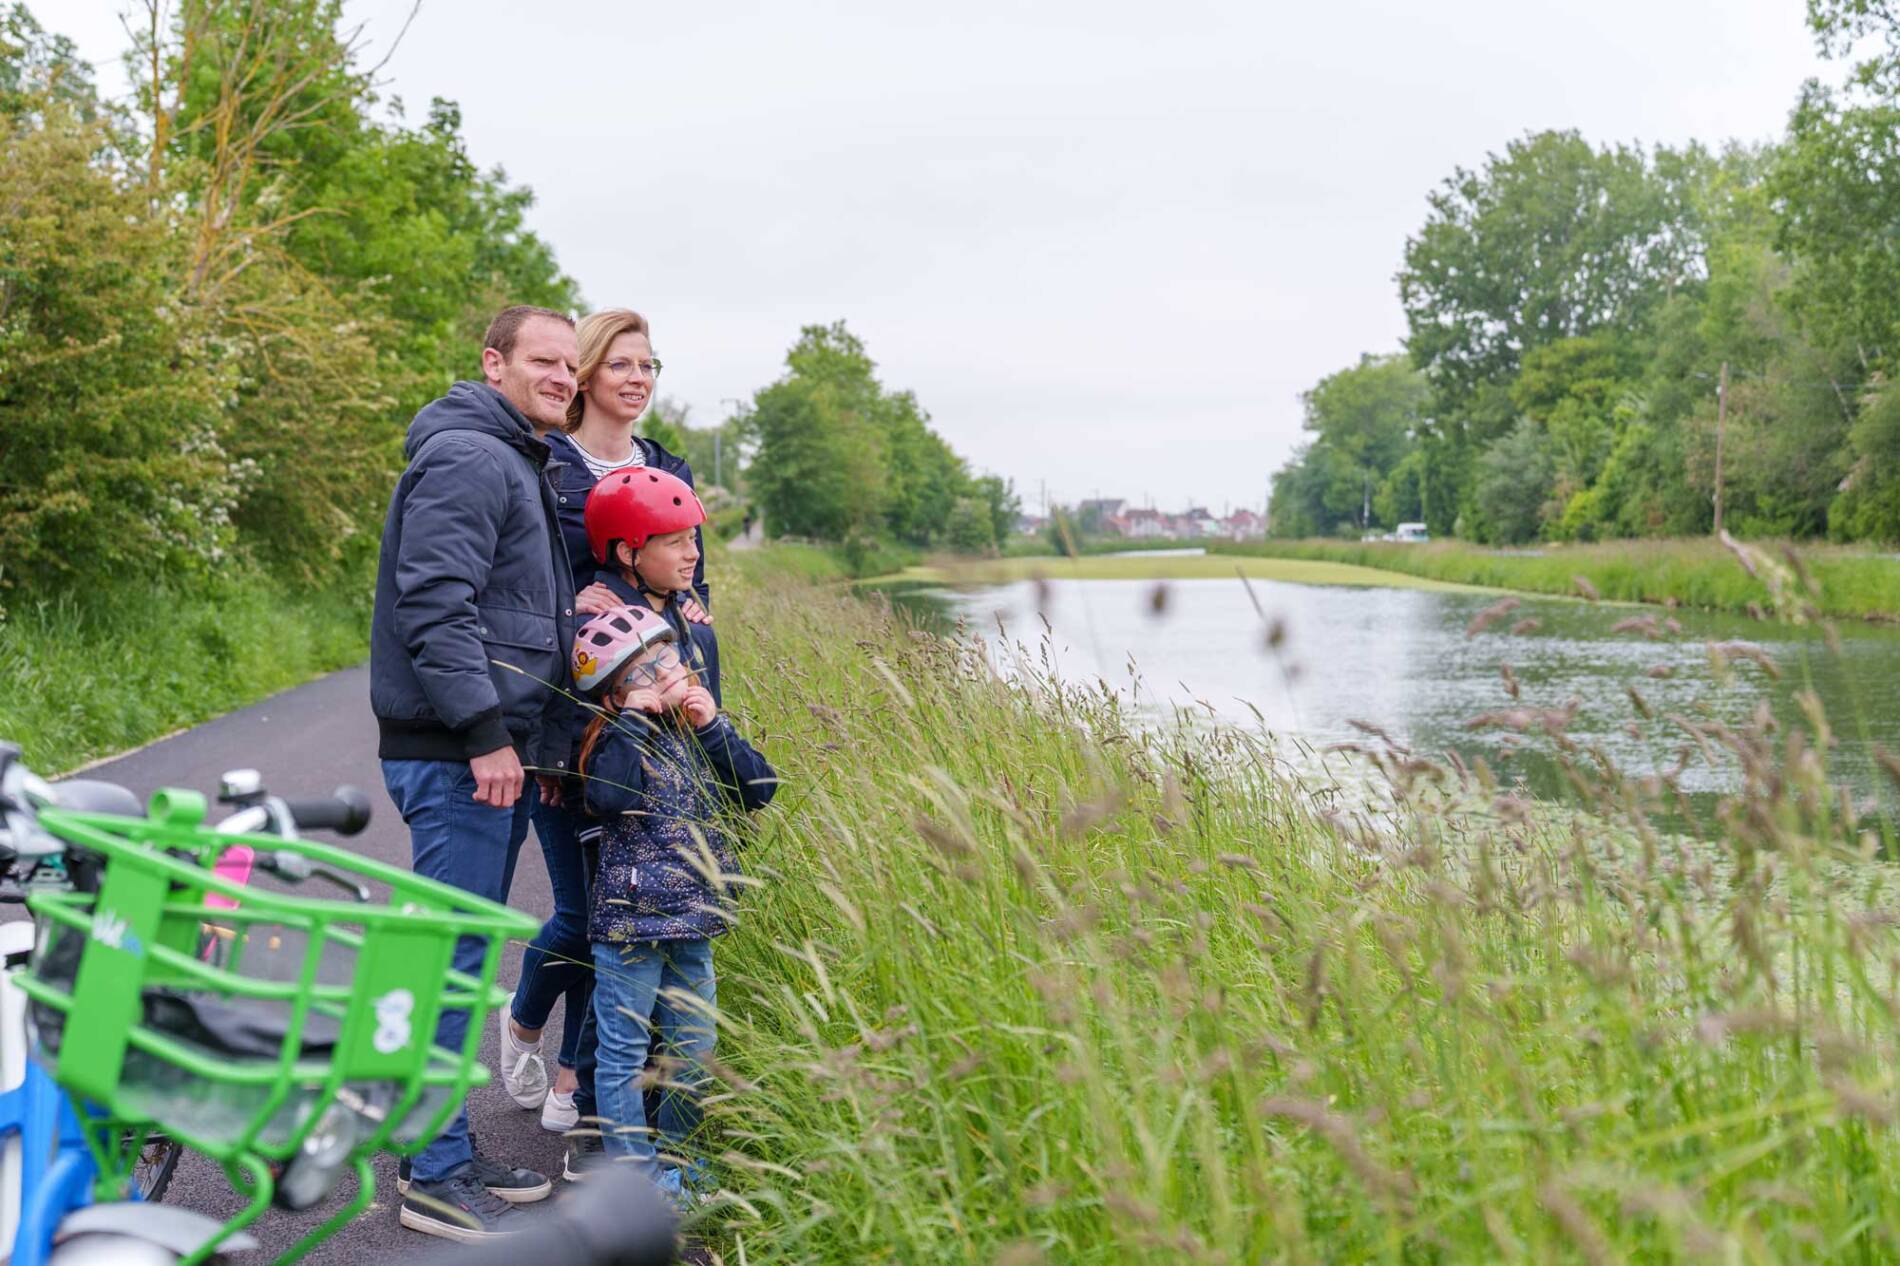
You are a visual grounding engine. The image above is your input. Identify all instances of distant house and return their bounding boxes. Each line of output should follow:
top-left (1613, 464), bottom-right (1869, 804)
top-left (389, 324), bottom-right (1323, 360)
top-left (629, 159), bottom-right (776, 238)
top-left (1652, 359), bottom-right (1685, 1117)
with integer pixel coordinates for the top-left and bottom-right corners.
top-left (1178, 507), bottom-right (1221, 538)
top-left (1117, 507), bottom-right (1169, 539)
top-left (1221, 509), bottom-right (1265, 540)
top-left (1015, 513), bottom-right (1047, 536)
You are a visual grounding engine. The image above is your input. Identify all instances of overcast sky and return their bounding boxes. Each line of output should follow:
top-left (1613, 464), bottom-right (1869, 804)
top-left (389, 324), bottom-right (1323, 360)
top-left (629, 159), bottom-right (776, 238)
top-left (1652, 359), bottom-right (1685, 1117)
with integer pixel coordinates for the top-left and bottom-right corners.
top-left (59, 0), bottom-right (1833, 515)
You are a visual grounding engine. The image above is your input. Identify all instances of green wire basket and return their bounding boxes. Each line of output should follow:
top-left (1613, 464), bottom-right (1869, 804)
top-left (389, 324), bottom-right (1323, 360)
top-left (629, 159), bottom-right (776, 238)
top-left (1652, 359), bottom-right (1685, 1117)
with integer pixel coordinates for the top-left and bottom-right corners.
top-left (12, 786), bottom-right (539, 1260)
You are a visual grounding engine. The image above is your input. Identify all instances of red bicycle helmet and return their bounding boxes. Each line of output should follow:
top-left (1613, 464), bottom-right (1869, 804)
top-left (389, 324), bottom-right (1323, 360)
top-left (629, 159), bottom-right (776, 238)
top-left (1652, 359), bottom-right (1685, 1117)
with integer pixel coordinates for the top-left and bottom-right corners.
top-left (584, 467), bottom-right (707, 564)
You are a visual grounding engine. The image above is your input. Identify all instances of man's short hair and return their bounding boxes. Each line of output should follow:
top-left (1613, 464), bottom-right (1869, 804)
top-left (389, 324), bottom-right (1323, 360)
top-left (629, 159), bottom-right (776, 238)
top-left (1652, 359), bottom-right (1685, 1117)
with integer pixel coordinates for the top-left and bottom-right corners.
top-left (483, 305), bottom-right (575, 361)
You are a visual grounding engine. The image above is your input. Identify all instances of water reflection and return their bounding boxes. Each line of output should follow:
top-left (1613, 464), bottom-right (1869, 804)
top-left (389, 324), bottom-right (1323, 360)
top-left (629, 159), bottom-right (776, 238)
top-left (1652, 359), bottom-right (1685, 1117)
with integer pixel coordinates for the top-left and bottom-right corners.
top-left (891, 575), bottom-right (1900, 817)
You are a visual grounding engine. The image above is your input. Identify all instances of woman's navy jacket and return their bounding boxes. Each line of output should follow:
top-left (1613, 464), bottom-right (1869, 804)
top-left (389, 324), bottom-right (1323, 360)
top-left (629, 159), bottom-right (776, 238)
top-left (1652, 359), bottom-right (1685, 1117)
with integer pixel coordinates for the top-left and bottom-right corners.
top-left (543, 429), bottom-right (710, 609)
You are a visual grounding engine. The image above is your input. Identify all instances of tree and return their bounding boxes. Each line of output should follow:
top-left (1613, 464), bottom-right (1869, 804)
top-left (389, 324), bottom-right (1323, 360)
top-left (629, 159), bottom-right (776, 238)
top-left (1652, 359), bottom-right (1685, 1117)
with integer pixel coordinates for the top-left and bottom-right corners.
top-left (1400, 131), bottom-right (1708, 443)
top-left (945, 498), bottom-right (996, 553)
top-left (970, 474), bottom-right (1021, 549)
top-left (0, 29), bottom-right (238, 589)
top-left (1268, 353), bottom-right (1427, 536)
top-left (746, 320), bottom-right (993, 546)
top-left (1472, 420), bottom-right (1557, 544)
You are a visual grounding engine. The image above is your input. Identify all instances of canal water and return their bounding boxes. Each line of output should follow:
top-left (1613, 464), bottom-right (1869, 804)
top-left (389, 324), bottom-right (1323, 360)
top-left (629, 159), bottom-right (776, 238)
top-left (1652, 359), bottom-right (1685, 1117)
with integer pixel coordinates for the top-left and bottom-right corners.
top-left (891, 568), bottom-right (1900, 811)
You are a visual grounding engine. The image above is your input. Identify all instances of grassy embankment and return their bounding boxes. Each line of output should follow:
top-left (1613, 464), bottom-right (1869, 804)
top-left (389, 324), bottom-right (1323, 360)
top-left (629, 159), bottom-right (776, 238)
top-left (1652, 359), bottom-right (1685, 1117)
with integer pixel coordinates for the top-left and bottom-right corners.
top-left (1213, 536), bottom-right (1900, 621)
top-left (684, 542), bottom-right (1900, 1263)
top-left (0, 566), bottom-right (372, 772)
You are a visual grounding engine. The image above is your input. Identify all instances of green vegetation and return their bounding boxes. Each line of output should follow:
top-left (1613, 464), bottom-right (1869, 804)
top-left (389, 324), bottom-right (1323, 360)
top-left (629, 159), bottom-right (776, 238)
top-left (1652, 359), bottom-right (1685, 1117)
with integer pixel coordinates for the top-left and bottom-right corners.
top-left (741, 322), bottom-right (1019, 556)
top-left (0, 2), bottom-right (576, 595)
top-left (0, 563), bottom-right (371, 773)
top-left (1213, 536), bottom-right (1900, 621)
top-left (1267, 2), bottom-right (1900, 548)
top-left (684, 546), bottom-right (1900, 1263)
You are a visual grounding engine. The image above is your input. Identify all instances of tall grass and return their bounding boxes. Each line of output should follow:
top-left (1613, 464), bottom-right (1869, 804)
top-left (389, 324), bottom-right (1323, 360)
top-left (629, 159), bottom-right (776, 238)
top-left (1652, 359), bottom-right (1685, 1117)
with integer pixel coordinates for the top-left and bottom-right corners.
top-left (0, 564), bottom-right (372, 771)
top-left (1213, 537), bottom-right (1900, 621)
top-left (683, 546), bottom-right (1900, 1263)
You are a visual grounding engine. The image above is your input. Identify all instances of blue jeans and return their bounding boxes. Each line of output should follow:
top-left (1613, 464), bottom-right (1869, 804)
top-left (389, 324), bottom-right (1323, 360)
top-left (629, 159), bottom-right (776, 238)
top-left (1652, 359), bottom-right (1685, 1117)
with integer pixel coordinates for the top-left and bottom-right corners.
top-left (590, 938), bottom-right (716, 1176)
top-left (382, 759), bottom-right (535, 1183)
top-left (513, 799), bottom-right (594, 1071)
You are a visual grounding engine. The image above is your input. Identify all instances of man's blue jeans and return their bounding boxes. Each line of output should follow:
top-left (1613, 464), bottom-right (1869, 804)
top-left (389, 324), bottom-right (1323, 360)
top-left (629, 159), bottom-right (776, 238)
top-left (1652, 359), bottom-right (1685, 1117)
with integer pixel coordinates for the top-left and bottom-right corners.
top-left (513, 798), bottom-right (594, 1071)
top-left (382, 758), bottom-right (534, 1183)
top-left (590, 937), bottom-right (716, 1177)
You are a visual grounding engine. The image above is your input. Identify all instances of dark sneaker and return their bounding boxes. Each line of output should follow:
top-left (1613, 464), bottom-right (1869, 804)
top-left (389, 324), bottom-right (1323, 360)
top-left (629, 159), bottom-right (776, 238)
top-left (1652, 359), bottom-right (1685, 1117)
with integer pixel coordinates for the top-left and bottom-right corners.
top-left (399, 1155), bottom-right (552, 1204)
top-left (468, 1152), bottom-right (552, 1204)
top-left (562, 1131), bottom-right (606, 1182)
top-left (398, 1166), bottom-right (529, 1242)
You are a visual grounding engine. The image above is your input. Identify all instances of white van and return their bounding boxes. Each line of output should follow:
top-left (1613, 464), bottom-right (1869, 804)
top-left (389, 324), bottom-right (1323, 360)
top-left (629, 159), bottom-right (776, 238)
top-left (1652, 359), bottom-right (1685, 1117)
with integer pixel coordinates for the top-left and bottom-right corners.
top-left (1393, 522), bottom-right (1430, 543)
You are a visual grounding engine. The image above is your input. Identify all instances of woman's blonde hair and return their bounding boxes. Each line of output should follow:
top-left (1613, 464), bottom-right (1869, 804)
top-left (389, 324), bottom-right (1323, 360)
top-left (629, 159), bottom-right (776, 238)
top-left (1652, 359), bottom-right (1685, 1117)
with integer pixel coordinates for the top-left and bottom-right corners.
top-left (565, 308), bottom-right (651, 431)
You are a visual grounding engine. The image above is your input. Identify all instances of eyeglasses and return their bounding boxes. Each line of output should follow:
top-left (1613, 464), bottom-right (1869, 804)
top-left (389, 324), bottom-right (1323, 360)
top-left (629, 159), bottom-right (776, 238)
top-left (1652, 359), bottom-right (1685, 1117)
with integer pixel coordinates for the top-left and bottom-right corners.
top-left (600, 357), bottom-right (663, 381)
top-left (620, 644), bottom-right (682, 688)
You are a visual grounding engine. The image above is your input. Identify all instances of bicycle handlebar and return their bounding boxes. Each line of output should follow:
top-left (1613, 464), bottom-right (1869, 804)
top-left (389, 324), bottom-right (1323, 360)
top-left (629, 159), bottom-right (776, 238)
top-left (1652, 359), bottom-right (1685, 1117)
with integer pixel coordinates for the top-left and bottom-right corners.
top-left (279, 786), bottom-right (372, 837)
top-left (418, 1170), bottom-right (676, 1266)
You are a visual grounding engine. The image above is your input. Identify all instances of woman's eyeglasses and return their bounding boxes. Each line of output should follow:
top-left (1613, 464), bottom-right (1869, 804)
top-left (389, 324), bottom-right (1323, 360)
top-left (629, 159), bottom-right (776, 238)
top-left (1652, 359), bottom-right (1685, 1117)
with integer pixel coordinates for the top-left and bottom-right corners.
top-left (601, 357), bottom-right (663, 381)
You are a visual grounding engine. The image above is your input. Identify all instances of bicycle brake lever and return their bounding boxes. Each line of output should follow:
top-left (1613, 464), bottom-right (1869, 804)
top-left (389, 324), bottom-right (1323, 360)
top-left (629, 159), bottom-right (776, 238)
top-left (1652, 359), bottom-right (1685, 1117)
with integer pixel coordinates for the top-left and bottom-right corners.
top-left (257, 851), bottom-right (371, 902)
top-left (309, 866), bottom-right (373, 903)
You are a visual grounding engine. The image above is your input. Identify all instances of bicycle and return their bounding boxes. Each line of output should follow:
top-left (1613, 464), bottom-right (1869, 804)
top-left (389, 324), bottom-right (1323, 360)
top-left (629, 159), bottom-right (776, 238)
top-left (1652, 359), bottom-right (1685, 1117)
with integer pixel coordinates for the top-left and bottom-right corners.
top-left (0, 741), bottom-right (539, 1264)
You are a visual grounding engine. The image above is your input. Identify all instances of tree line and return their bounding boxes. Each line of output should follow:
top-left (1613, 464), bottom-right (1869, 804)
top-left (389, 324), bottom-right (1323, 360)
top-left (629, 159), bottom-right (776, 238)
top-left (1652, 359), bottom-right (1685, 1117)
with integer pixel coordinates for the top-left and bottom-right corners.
top-left (1270, 1), bottom-right (1900, 546)
top-left (0, 0), bottom-right (1013, 608)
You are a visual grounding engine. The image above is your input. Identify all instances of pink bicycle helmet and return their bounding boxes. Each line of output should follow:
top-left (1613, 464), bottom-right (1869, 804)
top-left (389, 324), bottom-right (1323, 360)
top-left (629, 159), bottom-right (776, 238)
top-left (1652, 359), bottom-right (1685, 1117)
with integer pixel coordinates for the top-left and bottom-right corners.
top-left (572, 604), bottom-right (677, 694)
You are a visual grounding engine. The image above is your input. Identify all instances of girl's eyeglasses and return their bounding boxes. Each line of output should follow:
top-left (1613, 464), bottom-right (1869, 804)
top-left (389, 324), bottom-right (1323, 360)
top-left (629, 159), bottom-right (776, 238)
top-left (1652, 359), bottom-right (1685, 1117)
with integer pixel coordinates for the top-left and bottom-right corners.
top-left (620, 645), bottom-right (682, 688)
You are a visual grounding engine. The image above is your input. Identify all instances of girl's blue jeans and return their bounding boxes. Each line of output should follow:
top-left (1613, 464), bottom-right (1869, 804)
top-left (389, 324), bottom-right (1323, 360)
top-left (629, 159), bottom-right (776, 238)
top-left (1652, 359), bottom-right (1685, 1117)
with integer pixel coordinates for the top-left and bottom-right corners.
top-left (590, 937), bottom-right (716, 1176)
top-left (513, 797), bottom-right (594, 1069)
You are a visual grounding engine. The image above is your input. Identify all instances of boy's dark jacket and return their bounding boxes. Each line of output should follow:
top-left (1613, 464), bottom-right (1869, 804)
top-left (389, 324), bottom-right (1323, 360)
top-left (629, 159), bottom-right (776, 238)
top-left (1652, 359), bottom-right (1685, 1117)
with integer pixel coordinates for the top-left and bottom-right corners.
top-left (370, 382), bottom-right (577, 766)
top-left (581, 586), bottom-right (775, 943)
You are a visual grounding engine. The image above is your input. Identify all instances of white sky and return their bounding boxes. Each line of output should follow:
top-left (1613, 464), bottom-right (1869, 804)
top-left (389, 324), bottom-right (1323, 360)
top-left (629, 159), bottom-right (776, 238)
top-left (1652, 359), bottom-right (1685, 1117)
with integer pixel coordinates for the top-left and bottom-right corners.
top-left (55, 0), bottom-right (1834, 516)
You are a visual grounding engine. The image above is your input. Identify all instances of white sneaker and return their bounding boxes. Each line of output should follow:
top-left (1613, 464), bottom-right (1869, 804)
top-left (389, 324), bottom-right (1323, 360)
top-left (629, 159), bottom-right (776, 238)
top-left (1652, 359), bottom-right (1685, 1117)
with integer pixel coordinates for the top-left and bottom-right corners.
top-left (540, 1087), bottom-right (579, 1133)
top-left (496, 994), bottom-right (549, 1109)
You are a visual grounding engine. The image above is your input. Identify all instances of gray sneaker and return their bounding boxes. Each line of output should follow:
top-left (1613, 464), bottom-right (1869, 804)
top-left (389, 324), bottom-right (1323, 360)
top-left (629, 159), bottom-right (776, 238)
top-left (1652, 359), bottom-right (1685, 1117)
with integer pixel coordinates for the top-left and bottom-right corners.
top-left (398, 1153), bottom-right (552, 1204)
top-left (398, 1165), bottom-right (530, 1242)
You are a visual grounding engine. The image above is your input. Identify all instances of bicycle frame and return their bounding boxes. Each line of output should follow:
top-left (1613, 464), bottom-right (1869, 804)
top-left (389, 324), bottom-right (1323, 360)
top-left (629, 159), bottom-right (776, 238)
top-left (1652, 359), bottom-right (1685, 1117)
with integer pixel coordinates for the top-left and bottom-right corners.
top-left (0, 920), bottom-right (98, 1266)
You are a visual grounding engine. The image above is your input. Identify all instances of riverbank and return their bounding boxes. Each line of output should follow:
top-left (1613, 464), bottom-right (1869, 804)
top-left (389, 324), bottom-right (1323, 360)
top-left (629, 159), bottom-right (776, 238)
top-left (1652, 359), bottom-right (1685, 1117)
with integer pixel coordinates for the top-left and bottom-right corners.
top-left (699, 544), bottom-right (1900, 1262)
top-left (861, 552), bottom-right (1497, 592)
top-left (1211, 536), bottom-right (1900, 621)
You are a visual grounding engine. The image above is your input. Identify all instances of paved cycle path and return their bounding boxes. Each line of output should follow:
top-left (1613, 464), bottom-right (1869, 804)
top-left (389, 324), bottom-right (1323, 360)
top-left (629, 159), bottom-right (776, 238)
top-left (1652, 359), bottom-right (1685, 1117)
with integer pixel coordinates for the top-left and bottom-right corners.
top-left (74, 663), bottom-right (578, 1263)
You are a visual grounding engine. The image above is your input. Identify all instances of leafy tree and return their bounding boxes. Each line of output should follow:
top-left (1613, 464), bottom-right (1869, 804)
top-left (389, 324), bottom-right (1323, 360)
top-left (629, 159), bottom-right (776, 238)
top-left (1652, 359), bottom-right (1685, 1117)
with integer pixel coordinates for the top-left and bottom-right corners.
top-left (1399, 131), bottom-right (1709, 447)
top-left (945, 497), bottom-right (996, 553)
top-left (970, 474), bottom-right (1022, 549)
top-left (0, 37), bottom-right (237, 588)
top-left (1472, 420), bottom-right (1557, 544)
top-left (1268, 353), bottom-right (1426, 535)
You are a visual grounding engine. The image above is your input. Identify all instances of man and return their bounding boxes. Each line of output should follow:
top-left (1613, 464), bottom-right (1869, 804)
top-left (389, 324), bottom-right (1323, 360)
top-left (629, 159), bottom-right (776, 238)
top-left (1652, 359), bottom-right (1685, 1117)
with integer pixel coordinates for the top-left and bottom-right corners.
top-left (370, 305), bottom-right (580, 1241)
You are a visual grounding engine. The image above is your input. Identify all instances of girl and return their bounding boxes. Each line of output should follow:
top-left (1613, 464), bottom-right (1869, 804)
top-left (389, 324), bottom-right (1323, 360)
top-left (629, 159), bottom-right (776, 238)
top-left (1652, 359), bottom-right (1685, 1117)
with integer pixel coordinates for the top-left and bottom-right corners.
top-left (569, 468), bottom-right (776, 1199)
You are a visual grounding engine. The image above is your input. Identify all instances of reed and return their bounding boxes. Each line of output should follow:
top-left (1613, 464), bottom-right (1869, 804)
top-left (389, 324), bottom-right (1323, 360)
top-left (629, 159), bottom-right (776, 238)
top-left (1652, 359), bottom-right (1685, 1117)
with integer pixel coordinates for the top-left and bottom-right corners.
top-left (683, 545), bottom-right (1900, 1263)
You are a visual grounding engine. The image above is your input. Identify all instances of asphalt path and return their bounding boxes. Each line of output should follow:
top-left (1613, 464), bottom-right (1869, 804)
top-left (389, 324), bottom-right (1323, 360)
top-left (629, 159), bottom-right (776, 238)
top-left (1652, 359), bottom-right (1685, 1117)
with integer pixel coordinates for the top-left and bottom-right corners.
top-left (64, 663), bottom-right (580, 1263)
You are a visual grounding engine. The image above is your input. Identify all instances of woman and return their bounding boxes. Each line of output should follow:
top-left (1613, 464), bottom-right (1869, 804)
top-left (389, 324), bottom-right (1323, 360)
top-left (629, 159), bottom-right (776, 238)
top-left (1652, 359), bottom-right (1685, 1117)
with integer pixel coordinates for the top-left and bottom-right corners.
top-left (498, 308), bottom-right (709, 1134)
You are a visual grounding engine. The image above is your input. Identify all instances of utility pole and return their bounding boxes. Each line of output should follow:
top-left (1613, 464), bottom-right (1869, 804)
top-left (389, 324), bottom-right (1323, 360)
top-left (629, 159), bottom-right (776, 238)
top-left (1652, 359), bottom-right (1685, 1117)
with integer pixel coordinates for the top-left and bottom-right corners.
top-left (1713, 361), bottom-right (1728, 536)
top-left (718, 397), bottom-right (746, 490)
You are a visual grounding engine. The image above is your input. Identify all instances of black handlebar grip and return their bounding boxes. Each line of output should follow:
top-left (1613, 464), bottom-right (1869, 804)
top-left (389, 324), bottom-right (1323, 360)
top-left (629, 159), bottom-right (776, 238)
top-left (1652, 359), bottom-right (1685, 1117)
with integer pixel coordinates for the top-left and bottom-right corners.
top-left (418, 1170), bottom-right (676, 1266)
top-left (280, 785), bottom-right (372, 837)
